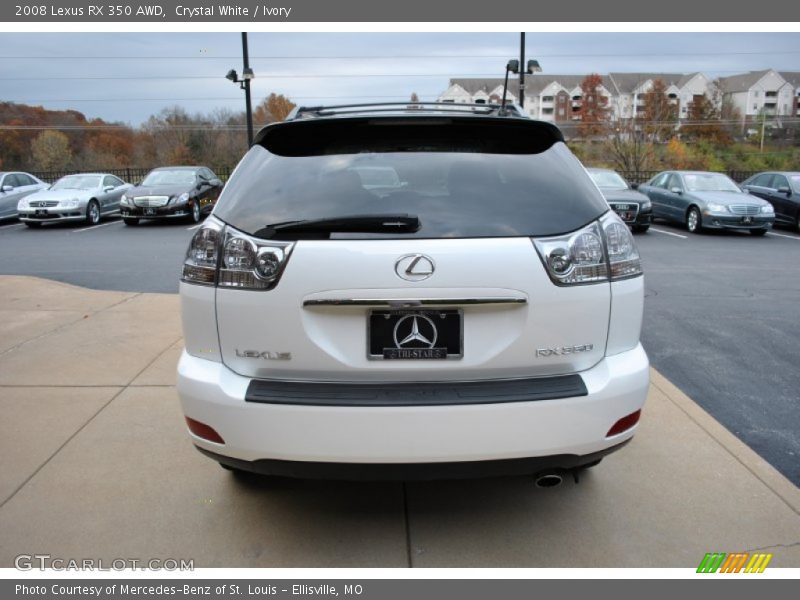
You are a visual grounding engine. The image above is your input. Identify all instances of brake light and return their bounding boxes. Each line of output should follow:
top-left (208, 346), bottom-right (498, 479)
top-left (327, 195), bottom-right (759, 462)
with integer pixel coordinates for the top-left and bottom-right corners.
top-left (532, 211), bottom-right (642, 285)
top-left (181, 216), bottom-right (294, 290)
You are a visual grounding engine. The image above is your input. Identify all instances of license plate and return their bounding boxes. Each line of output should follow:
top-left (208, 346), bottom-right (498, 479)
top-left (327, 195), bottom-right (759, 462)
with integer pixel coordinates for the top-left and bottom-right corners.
top-left (35, 209), bottom-right (47, 216)
top-left (144, 208), bottom-right (156, 216)
top-left (368, 309), bottom-right (462, 360)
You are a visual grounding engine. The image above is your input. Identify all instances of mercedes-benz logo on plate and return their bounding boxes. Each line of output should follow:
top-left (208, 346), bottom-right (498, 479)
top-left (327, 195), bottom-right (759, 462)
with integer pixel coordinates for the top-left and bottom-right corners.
top-left (395, 254), bottom-right (435, 282)
top-left (393, 314), bottom-right (438, 349)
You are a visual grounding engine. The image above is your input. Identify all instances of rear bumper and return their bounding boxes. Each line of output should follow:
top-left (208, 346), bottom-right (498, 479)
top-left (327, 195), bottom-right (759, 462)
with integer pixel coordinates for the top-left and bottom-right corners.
top-left (177, 343), bottom-right (649, 469)
top-left (197, 439), bottom-right (631, 481)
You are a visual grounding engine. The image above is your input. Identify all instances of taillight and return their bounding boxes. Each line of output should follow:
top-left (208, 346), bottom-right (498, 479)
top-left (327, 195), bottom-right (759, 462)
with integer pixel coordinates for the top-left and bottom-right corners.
top-left (532, 211), bottom-right (642, 286)
top-left (606, 409), bottom-right (641, 437)
top-left (181, 216), bottom-right (293, 290)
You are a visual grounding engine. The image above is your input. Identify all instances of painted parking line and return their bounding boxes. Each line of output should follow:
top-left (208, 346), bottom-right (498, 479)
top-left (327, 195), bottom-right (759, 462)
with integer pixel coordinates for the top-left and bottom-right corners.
top-left (72, 220), bottom-right (123, 233)
top-left (766, 231), bottom-right (800, 241)
top-left (0, 222), bottom-right (25, 230)
top-left (187, 223), bottom-right (204, 231)
top-left (649, 227), bottom-right (688, 239)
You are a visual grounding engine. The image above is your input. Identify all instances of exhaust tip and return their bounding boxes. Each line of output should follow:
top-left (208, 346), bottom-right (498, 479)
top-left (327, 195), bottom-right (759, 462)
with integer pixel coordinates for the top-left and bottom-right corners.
top-left (534, 473), bottom-right (563, 488)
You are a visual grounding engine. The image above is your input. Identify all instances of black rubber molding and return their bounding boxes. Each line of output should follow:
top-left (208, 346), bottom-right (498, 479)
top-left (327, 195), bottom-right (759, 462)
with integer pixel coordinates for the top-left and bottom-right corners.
top-left (245, 374), bottom-right (587, 407)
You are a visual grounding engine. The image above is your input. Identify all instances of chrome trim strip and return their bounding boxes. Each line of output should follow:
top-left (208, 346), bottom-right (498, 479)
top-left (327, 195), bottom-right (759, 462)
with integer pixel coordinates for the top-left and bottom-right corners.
top-left (304, 297), bottom-right (527, 308)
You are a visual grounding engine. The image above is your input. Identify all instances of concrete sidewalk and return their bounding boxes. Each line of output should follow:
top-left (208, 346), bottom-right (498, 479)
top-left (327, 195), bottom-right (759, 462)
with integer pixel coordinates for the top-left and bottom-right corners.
top-left (0, 275), bottom-right (798, 568)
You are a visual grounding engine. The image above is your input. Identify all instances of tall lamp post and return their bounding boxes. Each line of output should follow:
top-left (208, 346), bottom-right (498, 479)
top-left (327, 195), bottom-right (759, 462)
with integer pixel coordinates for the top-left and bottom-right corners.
top-left (225, 32), bottom-right (256, 146)
top-left (500, 58), bottom-right (542, 115)
top-left (519, 33), bottom-right (526, 109)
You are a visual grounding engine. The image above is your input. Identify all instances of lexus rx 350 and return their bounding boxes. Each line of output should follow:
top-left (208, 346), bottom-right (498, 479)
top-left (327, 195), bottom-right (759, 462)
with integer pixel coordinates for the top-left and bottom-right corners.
top-left (177, 103), bottom-right (649, 483)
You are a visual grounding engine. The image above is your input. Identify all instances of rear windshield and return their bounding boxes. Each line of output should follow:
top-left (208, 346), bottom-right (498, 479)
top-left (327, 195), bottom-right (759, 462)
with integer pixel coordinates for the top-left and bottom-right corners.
top-left (214, 117), bottom-right (608, 239)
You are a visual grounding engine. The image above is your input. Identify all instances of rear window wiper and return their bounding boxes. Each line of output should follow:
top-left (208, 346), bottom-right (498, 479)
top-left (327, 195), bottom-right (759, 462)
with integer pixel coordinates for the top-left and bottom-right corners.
top-left (255, 214), bottom-right (420, 237)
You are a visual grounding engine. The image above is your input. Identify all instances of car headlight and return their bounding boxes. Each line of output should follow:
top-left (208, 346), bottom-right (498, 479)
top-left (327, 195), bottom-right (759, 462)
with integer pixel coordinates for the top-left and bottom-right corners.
top-left (18, 199), bottom-right (30, 209)
top-left (761, 204), bottom-right (774, 214)
top-left (172, 192), bottom-right (190, 205)
top-left (62, 198), bottom-right (80, 208)
top-left (640, 199), bottom-right (651, 210)
top-left (706, 202), bottom-right (728, 213)
top-left (120, 194), bottom-right (131, 206)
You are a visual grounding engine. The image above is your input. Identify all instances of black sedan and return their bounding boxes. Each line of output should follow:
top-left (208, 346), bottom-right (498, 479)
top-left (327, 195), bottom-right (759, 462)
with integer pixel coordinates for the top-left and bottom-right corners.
top-left (587, 168), bottom-right (652, 233)
top-left (120, 166), bottom-right (223, 225)
top-left (740, 171), bottom-right (800, 232)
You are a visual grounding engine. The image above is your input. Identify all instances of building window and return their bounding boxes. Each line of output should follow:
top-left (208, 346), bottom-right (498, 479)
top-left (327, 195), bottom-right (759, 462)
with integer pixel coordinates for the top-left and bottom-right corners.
top-left (765, 91), bottom-right (777, 97)
top-left (542, 108), bottom-right (554, 115)
top-left (542, 96), bottom-right (554, 102)
top-left (754, 91), bottom-right (759, 97)
top-left (753, 104), bottom-right (758, 110)
top-left (441, 99), bottom-right (455, 103)
top-left (474, 98), bottom-right (486, 104)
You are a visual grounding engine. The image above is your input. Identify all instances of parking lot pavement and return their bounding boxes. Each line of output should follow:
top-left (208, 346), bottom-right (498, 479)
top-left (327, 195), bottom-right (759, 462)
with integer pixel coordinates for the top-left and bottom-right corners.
top-left (637, 222), bottom-right (800, 486)
top-left (1, 276), bottom-right (799, 567)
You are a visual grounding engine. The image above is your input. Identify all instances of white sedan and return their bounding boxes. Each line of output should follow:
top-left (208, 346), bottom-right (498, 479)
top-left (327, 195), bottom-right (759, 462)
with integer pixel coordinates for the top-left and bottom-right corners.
top-left (18, 173), bottom-right (132, 228)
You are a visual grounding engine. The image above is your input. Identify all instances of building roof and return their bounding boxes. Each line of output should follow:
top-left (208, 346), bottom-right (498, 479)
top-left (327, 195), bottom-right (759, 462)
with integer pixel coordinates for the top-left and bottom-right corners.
top-left (447, 78), bottom-right (518, 96)
top-left (716, 70), bottom-right (774, 93)
top-left (779, 71), bottom-right (800, 88)
top-left (608, 72), bottom-right (697, 94)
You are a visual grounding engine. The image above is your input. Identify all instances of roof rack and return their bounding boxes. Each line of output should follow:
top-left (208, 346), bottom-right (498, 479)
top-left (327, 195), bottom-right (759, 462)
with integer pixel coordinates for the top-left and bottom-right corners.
top-left (289, 101), bottom-right (525, 120)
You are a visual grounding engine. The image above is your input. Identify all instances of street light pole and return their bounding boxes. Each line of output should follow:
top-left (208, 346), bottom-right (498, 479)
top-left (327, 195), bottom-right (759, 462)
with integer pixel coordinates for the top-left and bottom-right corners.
top-left (242, 32), bottom-right (254, 147)
top-left (519, 32), bottom-right (526, 109)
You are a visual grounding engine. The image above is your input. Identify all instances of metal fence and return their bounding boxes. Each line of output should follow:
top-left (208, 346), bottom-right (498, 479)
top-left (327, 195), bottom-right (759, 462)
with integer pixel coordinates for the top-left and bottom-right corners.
top-left (26, 167), bottom-right (759, 186)
top-left (617, 170), bottom-right (759, 184)
top-left (28, 166), bottom-right (236, 184)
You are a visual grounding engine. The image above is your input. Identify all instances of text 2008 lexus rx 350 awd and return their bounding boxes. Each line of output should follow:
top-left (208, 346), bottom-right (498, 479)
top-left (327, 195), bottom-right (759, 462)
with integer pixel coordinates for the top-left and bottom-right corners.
top-left (176, 103), bottom-right (649, 484)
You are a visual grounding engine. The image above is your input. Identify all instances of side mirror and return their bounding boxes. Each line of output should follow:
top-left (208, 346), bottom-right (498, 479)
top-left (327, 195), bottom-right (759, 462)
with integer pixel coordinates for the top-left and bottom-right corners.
top-left (777, 186), bottom-right (791, 195)
top-left (630, 182), bottom-right (639, 190)
top-left (670, 187), bottom-right (683, 195)
top-left (1, 185), bottom-right (13, 193)
top-left (103, 185), bottom-right (114, 192)
top-left (210, 178), bottom-right (222, 187)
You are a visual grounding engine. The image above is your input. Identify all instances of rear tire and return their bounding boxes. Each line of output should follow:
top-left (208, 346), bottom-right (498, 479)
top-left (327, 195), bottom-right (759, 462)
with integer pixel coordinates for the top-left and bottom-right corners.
top-left (686, 207), bottom-right (702, 233)
top-left (750, 228), bottom-right (767, 236)
top-left (24, 221), bottom-right (41, 228)
top-left (632, 224), bottom-right (649, 234)
top-left (123, 217), bottom-right (139, 226)
top-left (85, 200), bottom-right (100, 226)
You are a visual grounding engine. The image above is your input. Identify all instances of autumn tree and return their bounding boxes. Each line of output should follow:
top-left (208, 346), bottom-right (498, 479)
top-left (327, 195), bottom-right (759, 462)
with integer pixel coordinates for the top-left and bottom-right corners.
top-left (578, 73), bottom-right (610, 138)
top-left (253, 93), bottom-right (296, 124)
top-left (682, 91), bottom-right (732, 144)
top-left (31, 130), bottom-right (72, 170)
top-left (641, 78), bottom-right (677, 142)
top-left (605, 119), bottom-right (655, 175)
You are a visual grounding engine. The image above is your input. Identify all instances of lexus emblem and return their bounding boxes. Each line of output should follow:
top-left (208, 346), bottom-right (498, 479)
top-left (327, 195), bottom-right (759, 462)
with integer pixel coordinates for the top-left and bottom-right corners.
top-left (393, 314), bottom-right (438, 349)
top-left (395, 254), bottom-right (435, 282)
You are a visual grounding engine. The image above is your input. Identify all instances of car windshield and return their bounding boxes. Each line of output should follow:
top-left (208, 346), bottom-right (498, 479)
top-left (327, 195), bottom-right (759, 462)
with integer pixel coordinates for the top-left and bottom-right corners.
top-left (790, 175), bottom-right (800, 193)
top-left (683, 173), bottom-right (740, 193)
top-left (51, 176), bottom-right (101, 190)
top-left (141, 170), bottom-right (197, 186)
top-left (215, 118), bottom-right (609, 240)
top-left (589, 171), bottom-right (628, 190)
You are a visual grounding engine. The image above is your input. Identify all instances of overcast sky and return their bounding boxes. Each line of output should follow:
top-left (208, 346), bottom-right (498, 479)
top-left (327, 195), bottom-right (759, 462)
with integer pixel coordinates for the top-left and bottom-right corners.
top-left (1, 32), bottom-right (798, 125)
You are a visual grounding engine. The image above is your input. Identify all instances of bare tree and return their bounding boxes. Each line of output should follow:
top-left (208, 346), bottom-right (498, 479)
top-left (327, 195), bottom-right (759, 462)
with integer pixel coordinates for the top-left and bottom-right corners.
top-left (641, 78), bottom-right (677, 143)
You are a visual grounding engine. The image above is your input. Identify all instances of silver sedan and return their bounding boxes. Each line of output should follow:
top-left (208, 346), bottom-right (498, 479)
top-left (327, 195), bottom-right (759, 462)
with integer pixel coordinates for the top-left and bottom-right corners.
top-left (0, 172), bottom-right (48, 221)
top-left (17, 173), bottom-right (132, 228)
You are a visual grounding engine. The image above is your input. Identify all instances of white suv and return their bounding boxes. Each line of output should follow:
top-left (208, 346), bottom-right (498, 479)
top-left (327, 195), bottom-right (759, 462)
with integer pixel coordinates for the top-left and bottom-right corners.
top-left (177, 103), bottom-right (649, 484)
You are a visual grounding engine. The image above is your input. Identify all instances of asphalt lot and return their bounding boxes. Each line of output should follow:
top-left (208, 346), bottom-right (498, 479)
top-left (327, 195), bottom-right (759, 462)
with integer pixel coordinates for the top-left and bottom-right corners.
top-left (0, 214), bottom-right (799, 486)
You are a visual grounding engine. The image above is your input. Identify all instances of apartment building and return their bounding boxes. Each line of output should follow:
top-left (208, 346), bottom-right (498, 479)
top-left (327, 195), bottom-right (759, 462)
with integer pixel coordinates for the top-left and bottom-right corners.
top-left (717, 69), bottom-right (795, 119)
top-left (439, 70), bottom-right (798, 123)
